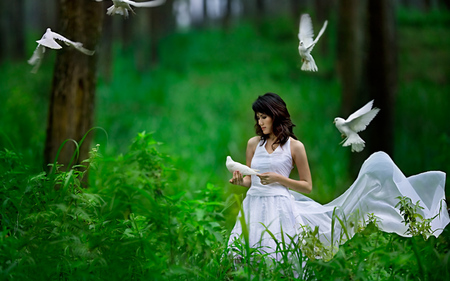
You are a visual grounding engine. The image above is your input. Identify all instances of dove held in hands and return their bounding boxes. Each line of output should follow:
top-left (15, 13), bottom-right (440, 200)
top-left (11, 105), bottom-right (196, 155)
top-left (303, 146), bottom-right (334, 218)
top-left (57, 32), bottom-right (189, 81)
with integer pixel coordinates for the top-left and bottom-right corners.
top-left (334, 100), bottom-right (380, 152)
top-left (298, 13), bottom-right (328, 72)
top-left (226, 156), bottom-right (259, 176)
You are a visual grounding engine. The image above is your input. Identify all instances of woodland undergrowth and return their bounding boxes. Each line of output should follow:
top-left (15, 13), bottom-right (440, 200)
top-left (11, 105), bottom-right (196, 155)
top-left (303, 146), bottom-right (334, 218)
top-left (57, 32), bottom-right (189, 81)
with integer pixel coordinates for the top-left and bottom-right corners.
top-left (1, 132), bottom-right (449, 280)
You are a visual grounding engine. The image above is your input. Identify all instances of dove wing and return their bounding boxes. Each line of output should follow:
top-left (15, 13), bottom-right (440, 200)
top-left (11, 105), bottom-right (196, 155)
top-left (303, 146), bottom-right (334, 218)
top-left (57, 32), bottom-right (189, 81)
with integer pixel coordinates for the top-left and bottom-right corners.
top-left (298, 14), bottom-right (314, 48)
top-left (312, 20), bottom-right (328, 45)
top-left (36, 30), bottom-right (63, 49)
top-left (72, 43), bottom-right (95, 55)
top-left (50, 31), bottom-right (78, 46)
top-left (346, 100), bottom-right (375, 122)
top-left (36, 38), bottom-right (62, 49)
top-left (47, 30), bottom-right (95, 55)
top-left (124, 0), bottom-right (165, 7)
top-left (347, 108), bottom-right (380, 133)
top-left (28, 45), bottom-right (45, 73)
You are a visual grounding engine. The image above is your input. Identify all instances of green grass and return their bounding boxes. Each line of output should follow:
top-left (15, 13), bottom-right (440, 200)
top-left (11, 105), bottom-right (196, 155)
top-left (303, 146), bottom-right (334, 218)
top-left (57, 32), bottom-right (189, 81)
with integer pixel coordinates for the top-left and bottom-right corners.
top-left (1, 133), bottom-right (449, 280)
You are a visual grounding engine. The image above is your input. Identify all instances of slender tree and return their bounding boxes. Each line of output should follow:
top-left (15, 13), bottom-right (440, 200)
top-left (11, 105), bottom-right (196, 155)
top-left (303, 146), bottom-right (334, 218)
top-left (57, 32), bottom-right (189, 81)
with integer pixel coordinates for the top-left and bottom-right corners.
top-left (337, 0), bottom-right (367, 117)
top-left (149, 0), bottom-right (175, 66)
top-left (203, 0), bottom-right (209, 25)
top-left (336, 0), bottom-right (368, 175)
top-left (0, 0), bottom-right (6, 63)
top-left (44, 0), bottom-right (104, 169)
top-left (314, 0), bottom-right (332, 54)
top-left (337, 0), bottom-right (397, 175)
top-left (364, 0), bottom-right (397, 156)
top-left (223, 0), bottom-right (233, 30)
top-left (255, 0), bottom-right (265, 28)
top-left (99, 12), bottom-right (113, 81)
top-left (10, 0), bottom-right (25, 60)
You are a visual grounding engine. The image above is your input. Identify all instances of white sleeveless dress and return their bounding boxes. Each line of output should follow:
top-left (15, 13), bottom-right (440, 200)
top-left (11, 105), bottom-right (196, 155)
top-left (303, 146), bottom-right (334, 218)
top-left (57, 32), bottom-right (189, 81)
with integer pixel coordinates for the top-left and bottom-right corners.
top-left (228, 137), bottom-right (450, 258)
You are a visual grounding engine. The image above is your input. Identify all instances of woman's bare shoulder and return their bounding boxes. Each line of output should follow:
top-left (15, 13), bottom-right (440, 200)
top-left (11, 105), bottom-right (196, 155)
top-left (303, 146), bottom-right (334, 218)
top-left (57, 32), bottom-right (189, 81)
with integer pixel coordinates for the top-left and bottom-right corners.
top-left (247, 136), bottom-right (261, 148)
top-left (289, 137), bottom-right (306, 152)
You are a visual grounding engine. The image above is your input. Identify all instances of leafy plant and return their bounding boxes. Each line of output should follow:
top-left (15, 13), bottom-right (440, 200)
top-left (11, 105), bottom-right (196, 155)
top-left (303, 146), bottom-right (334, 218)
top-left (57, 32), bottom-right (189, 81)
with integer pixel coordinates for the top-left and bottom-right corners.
top-left (395, 195), bottom-right (436, 239)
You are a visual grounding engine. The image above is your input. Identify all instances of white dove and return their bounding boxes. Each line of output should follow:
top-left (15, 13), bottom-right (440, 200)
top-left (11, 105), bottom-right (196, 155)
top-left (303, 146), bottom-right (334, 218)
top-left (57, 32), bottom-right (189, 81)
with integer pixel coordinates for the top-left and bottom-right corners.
top-left (226, 156), bottom-right (260, 176)
top-left (298, 13), bottom-right (328, 72)
top-left (333, 100), bottom-right (380, 153)
top-left (96, 0), bottom-right (165, 18)
top-left (28, 28), bottom-right (95, 73)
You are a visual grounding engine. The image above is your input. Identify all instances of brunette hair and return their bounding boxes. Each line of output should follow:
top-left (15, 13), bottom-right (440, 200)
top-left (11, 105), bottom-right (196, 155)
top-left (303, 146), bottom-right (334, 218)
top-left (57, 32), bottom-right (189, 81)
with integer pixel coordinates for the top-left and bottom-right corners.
top-left (252, 93), bottom-right (297, 147)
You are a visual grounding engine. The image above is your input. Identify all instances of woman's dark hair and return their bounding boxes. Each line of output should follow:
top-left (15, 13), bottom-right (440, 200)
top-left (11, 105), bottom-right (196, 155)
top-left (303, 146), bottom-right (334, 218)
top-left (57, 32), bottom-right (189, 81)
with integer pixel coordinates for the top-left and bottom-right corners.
top-left (252, 93), bottom-right (297, 147)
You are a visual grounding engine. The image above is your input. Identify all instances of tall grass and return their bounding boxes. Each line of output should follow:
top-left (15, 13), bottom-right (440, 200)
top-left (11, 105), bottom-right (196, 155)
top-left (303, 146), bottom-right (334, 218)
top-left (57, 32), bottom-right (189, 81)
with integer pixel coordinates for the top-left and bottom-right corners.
top-left (1, 132), bottom-right (448, 280)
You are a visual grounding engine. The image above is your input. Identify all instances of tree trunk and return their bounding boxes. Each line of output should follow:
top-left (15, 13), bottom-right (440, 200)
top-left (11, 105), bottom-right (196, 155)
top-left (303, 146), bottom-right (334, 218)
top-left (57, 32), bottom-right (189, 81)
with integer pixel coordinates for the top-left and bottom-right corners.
top-left (150, 0), bottom-right (175, 66)
top-left (337, 0), bottom-right (367, 117)
top-left (10, 0), bottom-right (25, 60)
top-left (364, 0), bottom-right (397, 156)
top-left (256, 0), bottom-right (265, 28)
top-left (203, 0), bottom-right (209, 25)
top-left (99, 8), bottom-right (113, 81)
top-left (337, 0), bottom-right (368, 176)
top-left (121, 15), bottom-right (134, 47)
top-left (314, 0), bottom-right (332, 55)
top-left (241, 0), bottom-right (255, 18)
top-left (223, 0), bottom-right (233, 30)
top-left (291, 0), bottom-right (311, 22)
top-left (0, 0), bottom-right (6, 63)
top-left (44, 0), bottom-right (103, 169)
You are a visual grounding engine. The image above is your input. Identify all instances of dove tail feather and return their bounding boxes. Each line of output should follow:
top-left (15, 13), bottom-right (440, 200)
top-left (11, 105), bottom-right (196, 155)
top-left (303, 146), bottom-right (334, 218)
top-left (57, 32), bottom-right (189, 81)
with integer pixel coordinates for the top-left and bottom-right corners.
top-left (301, 59), bottom-right (318, 72)
top-left (351, 143), bottom-right (365, 153)
top-left (342, 134), bottom-right (364, 147)
top-left (342, 133), bottom-right (365, 152)
top-left (107, 6), bottom-right (130, 18)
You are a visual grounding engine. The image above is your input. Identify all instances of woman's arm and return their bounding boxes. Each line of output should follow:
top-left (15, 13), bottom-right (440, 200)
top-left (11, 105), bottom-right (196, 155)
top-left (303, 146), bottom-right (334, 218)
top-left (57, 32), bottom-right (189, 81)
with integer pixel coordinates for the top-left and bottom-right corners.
top-left (229, 136), bottom-right (259, 187)
top-left (258, 139), bottom-right (312, 194)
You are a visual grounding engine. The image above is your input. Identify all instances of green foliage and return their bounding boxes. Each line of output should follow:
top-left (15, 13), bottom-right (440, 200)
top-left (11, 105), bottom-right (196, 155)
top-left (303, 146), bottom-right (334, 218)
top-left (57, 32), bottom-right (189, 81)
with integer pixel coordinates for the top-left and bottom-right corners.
top-left (0, 133), bottom-right (227, 280)
top-left (1, 132), bottom-right (450, 280)
top-left (395, 196), bottom-right (435, 239)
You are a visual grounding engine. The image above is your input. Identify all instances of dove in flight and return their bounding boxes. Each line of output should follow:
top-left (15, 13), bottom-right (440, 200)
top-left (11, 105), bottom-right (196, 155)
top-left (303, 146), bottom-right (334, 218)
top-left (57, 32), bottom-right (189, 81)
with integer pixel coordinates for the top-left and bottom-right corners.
top-left (333, 100), bottom-right (380, 153)
top-left (298, 13), bottom-right (328, 72)
top-left (226, 156), bottom-right (260, 176)
top-left (28, 28), bottom-right (94, 73)
top-left (96, 0), bottom-right (165, 18)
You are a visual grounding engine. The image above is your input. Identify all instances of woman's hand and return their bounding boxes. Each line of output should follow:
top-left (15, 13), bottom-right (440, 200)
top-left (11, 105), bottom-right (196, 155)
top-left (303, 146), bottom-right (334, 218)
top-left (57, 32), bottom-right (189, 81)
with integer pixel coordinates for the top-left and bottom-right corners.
top-left (229, 170), bottom-right (244, 186)
top-left (257, 172), bottom-right (280, 185)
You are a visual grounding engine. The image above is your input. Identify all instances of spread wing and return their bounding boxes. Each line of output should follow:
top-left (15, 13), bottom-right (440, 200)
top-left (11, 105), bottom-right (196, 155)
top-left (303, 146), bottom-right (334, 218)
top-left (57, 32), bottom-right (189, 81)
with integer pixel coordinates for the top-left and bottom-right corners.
top-left (48, 30), bottom-right (95, 55)
top-left (49, 30), bottom-right (78, 46)
top-left (347, 108), bottom-right (380, 133)
top-left (346, 100), bottom-right (375, 122)
top-left (298, 14), bottom-right (314, 48)
top-left (28, 45), bottom-right (45, 73)
top-left (312, 20), bottom-right (328, 46)
top-left (71, 42), bottom-right (95, 55)
top-left (36, 29), bottom-right (62, 49)
top-left (125, 0), bottom-right (165, 7)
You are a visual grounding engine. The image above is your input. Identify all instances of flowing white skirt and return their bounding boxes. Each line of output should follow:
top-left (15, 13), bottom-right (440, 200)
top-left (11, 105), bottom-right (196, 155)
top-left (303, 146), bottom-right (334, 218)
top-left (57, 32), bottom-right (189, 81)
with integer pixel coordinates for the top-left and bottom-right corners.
top-left (228, 152), bottom-right (449, 258)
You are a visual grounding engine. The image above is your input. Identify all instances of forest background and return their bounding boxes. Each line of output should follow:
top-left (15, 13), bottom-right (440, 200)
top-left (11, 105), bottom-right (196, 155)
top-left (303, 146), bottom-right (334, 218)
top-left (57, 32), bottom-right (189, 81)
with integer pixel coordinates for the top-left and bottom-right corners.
top-left (1, 0), bottom-right (450, 280)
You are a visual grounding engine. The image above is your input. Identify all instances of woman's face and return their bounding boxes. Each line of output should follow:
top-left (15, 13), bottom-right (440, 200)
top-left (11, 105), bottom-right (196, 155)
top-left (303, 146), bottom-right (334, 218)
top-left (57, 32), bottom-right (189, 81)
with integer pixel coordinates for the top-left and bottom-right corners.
top-left (256, 112), bottom-right (274, 135)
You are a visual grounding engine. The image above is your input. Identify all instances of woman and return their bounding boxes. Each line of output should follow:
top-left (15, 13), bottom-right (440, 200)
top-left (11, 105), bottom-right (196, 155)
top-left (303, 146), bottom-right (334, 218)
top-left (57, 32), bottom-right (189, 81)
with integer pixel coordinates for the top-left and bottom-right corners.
top-left (228, 93), bottom-right (449, 260)
top-left (228, 92), bottom-right (313, 260)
